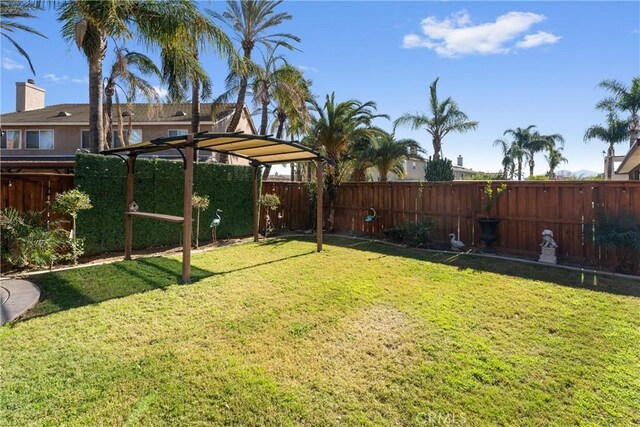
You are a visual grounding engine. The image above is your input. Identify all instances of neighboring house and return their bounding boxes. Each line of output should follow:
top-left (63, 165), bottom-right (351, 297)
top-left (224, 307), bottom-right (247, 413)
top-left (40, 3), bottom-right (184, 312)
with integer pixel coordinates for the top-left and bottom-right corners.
top-left (603, 154), bottom-right (629, 181)
top-left (615, 138), bottom-right (640, 180)
top-left (373, 155), bottom-right (477, 181)
top-left (0, 80), bottom-right (257, 172)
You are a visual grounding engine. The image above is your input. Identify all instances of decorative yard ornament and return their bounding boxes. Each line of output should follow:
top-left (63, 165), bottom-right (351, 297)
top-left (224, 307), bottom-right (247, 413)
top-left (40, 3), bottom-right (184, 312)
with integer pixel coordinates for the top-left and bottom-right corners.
top-left (539, 229), bottom-right (558, 264)
top-left (365, 208), bottom-right (377, 223)
top-left (449, 233), bottom-right (465, 251)
top-left (210, 209), bottom-right (223, 242)
top-left (128, 201), bottom-right (138, 212)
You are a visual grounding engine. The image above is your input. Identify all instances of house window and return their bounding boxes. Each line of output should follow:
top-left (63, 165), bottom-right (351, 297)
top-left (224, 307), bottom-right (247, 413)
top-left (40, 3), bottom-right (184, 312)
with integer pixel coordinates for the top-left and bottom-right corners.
top-left (168, 129), bottom-right (188, 137)
top-left (1, 130), bottom-right (22, 149)
top-left (25, 130), bottom-right (54, 149)
top-left (113, 129), bottom-right (142, 147)
top-left (81, 130), bottom-right (91, 149)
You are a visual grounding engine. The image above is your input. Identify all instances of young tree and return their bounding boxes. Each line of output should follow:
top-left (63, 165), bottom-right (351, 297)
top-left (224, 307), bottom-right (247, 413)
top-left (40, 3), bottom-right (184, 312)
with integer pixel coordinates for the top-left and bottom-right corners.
top-left (545, 146), bottom-right (568, 178)
top-left (369, 132), bottom-right (423, 182)
top-left (394, 77), bottom-right (478, 159)
top-left (499, 125), bottom-right (538, 181)
top-left (308, 93), bottom-right (388, 230)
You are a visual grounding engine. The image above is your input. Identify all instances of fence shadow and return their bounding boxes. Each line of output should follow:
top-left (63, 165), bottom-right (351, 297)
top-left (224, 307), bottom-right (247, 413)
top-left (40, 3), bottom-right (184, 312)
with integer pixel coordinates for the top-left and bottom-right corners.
top-left (285, 235), bottom-right (640, 298)
top-left (25, 257), bottom-right (213, 319)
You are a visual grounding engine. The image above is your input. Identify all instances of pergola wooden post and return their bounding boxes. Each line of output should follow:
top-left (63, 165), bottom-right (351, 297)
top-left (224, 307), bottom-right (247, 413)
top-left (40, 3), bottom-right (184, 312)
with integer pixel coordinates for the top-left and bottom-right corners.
top-left (124, 154), bottom-right (135, 260)
top-left (181, 134), bottom-right (194, 284)
top-left (252, 164), bottom-right (259, 242)
top-left (316, 159), bottom-right (323, 252)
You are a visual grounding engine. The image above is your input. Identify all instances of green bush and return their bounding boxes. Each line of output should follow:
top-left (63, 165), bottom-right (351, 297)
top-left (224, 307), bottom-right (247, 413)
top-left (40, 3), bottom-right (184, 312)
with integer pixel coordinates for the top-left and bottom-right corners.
top-left (596, 213), bottom-right (640, 274)
top-left (383, 224), bottom-right (407, 242)
top-left (425, 157), bottom-right (454, 181)
top-left (0, 208), bottom-right (71, 268)
top-left (383, 218), bottom-right (435, 247)
top-left (75, 153), bottom-right (257, 255)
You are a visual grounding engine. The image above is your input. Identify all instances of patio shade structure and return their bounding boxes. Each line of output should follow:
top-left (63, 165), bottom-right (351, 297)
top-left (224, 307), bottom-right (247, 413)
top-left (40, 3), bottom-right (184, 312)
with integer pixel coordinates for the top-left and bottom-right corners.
top-left (101, 132), bottom-right (328, 284)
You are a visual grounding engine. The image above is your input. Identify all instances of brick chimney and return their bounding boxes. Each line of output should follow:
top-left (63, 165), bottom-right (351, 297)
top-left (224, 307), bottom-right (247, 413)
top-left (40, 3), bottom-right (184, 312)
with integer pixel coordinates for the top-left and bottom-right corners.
top-left (457, 155), bottom-right (463, 167)
top-left (16, 79), bottom-right (45, 112)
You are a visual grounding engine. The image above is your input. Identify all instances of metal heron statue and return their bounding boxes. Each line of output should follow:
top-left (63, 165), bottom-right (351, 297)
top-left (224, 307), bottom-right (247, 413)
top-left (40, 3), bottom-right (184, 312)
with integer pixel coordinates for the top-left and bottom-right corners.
top-left (210, 209), bottom-right (223, 242)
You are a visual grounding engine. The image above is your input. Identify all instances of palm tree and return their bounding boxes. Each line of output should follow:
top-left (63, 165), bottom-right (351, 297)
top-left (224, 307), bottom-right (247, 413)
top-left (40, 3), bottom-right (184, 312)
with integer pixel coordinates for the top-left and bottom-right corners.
top-left (370, 133), bottom-right (423, 182)
top-left (57, 0), bottom-right (208, 153)
top-left (597, 77), bottom-right (640, 147)
top-left (527, 132), bottom-right (564, 177)
top-left (308, 93), bottom-right (388, 229)
top-left (500, 125), bottom-right (538, 181)
top-left (493, 138), bottom-right (515, 180)
top-left (584, 111), bottom-right (629, 179)
top-left (211, 0), bottom-right (300, 141)
top-left (394, 77), bottom-right (478, 159)
top-left (545, 146), bottom-right (568, 178)
top-left (0, 0), bottom-right (46, 75)
top-left (160, 12), bottom-right (232, 134)
top-left (103, 47), bottom-right (162, 149)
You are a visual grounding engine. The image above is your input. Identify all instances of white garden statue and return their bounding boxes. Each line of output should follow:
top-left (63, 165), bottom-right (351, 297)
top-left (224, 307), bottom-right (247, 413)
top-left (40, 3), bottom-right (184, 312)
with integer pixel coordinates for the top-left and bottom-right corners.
top-left (539, 229), bottom-right (558, 264)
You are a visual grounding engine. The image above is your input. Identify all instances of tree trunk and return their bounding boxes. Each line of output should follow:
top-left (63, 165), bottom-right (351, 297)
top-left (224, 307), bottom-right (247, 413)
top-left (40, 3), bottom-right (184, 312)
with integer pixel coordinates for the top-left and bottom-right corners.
top-left (191, 77), bottom-right (200, 162)
top-left (88, 32), bottom-right (107, 153)
top-left (529, 159), bottom-right (535, 177)
top-left (260, 98), bottom-right (269, 135)
top-left (262, 117), bottom-right (286, 180)
top-left (104, 81), bottom-right (114, 150)
top-left (517, 159), bottom-right (522, 181)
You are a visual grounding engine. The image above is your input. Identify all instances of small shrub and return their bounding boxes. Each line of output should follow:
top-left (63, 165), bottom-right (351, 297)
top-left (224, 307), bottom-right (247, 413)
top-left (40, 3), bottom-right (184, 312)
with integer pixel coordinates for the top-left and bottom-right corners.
top-left (383, 224), bottom-right (407, 242)
top-left (482, 180), bottom-right (507, 217)
top-left (383, 218), bottom-right (435, 247)
top-left (192, 193), bottom-right (210, 248)
top-left (425, 157), bottom-right (454, 181)
top-left (406, 218), bottom-right (436, 247)
top-left (52, 188), bottom-right (92, 263)
top-left (0, 208), bottom-right (70, 269)
top-left (596, 213), bottom-right (640, 274)
top-left (259, 193), bottom-right (281, 238)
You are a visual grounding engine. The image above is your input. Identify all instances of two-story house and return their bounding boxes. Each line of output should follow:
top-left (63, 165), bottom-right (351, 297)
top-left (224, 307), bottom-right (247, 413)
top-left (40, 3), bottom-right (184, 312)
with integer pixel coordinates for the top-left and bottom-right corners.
top-left (0, 80), bottom-right (257, 172)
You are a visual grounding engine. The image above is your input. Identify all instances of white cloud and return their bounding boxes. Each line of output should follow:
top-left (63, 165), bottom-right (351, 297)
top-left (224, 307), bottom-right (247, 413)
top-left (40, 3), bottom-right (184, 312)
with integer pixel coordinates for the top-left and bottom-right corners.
top-left (44, 73), bottom-right (88, 84)
top-left (516, 31), bottom-right (561, 49)
top-left (153, 85), bottom-right (168, 98)
top-left (2, 56), bottom-right (25, 71)
top-left (298, 65), bottom-right (319, 73)
top-left (402, 10), bottom-right (560, 57)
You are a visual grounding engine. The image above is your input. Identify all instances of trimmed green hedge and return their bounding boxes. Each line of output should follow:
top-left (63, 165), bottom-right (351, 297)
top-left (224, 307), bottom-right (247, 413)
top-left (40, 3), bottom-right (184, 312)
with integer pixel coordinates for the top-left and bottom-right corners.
top-left (75, 153), bottom-right (257, 255)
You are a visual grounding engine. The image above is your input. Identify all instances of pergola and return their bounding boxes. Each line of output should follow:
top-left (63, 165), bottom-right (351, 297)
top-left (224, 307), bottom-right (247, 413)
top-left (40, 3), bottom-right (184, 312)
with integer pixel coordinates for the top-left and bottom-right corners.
top-left (102, 132), bottom-right (328, 283)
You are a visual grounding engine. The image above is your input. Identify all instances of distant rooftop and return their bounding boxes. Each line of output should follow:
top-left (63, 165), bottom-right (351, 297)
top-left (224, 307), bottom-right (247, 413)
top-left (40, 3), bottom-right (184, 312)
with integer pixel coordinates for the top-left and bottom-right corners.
top-left (0, 103), bottom-right (235, 124)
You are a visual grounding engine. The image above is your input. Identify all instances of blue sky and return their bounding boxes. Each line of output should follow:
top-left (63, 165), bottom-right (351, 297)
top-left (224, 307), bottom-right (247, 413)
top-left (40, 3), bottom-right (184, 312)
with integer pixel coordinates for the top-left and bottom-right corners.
top-left (1, 1), bottom-right (639, 175)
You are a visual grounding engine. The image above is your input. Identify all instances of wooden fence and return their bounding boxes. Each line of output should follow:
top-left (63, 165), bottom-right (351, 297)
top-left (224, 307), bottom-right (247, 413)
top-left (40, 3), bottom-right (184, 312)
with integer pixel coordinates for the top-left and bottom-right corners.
top-left (0, 173), bottom-right (75, 227)
top-left (261, 180), bottom-right (640, 269)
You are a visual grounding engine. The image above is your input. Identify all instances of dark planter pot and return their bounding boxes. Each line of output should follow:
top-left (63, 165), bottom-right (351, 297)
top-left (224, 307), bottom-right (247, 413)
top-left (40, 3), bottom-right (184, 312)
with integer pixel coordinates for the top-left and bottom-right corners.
top-left (478, 218), bottom-right (500, 253)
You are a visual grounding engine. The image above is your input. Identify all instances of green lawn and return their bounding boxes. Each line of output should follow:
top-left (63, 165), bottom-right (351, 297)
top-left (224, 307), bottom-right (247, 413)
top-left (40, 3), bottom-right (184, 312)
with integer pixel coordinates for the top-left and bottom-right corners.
top-left (1, 236), bottom-right (639, 426)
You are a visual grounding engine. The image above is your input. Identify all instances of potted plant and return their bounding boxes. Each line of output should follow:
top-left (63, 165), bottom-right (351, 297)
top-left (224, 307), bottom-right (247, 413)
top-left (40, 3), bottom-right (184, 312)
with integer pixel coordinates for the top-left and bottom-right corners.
top-left (478, 180), bottom-right (507, 253)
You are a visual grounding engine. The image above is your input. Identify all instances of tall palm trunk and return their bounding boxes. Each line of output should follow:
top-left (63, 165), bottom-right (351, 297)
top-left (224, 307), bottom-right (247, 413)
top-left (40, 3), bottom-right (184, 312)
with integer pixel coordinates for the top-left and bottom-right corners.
top-left (517, 159), bottom-right (523, 181)
top-left (260, 98), bottom-right (269, 135)
top-left (88, 33), bottom-right (107, 153)
top-left (262, 115), bottom-right (286, 180)
top-left (104, 81), bottom-right (115, 150)
top-left (529, 158), bottom-right (535, 177)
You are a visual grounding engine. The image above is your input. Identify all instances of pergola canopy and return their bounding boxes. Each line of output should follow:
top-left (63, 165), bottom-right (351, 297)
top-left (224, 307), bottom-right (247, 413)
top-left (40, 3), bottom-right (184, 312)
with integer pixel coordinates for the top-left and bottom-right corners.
top-left (101, 131), bottom-right (327, 165)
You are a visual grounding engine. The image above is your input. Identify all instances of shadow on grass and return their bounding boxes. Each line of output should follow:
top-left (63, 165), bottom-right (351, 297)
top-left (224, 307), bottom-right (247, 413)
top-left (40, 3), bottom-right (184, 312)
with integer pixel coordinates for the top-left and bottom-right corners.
top-left (284, 235), bottom-right (640, 298)
top-left (26, 249), bottom-right (315, 320)
top-left (26, 257), bottom-right (214, 319)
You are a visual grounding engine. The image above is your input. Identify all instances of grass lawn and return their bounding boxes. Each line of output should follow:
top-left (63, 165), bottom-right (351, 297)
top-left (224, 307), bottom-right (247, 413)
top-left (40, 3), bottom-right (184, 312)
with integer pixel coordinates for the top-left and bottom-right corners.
top-left (1, 236), bottom-right (639, 426)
